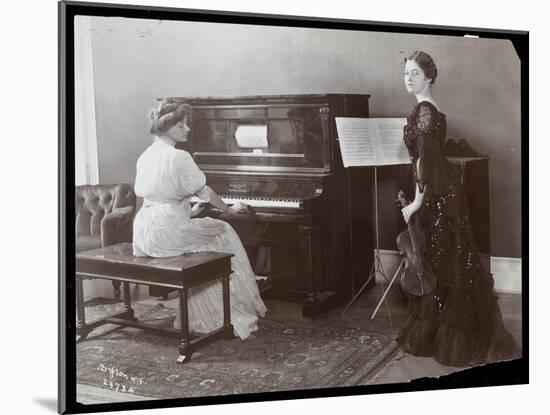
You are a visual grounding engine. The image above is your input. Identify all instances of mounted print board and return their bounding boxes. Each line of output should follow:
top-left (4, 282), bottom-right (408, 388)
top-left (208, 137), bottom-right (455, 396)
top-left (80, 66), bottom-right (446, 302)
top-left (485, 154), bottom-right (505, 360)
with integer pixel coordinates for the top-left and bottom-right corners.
top-left (59, 1), bottom-right (528, 413)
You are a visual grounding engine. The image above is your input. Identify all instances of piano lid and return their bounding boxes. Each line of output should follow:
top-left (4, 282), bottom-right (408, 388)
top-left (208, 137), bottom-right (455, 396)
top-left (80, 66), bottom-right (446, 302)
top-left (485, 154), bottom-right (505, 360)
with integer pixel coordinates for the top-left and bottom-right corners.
top-left (171, 95), bottom-right (335, 174)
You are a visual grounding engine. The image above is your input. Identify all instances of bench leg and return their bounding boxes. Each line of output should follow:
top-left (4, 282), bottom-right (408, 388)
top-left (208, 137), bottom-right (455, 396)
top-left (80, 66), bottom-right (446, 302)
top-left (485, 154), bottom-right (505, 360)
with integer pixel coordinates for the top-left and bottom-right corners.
top-left (176, 288), bottom-right (191, 364)
top-left (112, 281), bottom-right (121, 301)
top-left (122, 282), bottom-right (136, 321)
top-left (222, 273), bottom-right (234, 338)
top-left (76, 275), bottom-right (91, 342)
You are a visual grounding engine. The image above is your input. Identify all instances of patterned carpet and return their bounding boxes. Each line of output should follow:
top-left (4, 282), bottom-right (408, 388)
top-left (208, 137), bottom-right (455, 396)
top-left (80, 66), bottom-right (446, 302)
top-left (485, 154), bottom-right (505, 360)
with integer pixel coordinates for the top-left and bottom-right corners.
top-left (77, 299), bottom-right (399, 400)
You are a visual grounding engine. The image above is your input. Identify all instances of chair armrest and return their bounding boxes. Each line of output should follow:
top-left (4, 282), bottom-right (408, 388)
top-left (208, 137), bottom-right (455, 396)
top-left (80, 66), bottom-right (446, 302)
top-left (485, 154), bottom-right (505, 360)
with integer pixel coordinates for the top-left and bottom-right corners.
top-left (101, 206), bottom-right (135, 247)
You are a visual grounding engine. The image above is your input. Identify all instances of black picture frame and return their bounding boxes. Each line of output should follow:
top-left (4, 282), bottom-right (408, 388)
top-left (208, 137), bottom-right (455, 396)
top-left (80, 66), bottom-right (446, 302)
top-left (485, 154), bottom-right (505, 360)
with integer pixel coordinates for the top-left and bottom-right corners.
top-left (59, 1), bottom-right (529, 413)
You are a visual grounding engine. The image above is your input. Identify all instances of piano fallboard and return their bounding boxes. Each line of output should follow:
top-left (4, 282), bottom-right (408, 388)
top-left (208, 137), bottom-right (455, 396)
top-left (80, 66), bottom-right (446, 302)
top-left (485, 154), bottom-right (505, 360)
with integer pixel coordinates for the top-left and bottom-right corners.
top-left (203, 171), bottom-right (326, 198)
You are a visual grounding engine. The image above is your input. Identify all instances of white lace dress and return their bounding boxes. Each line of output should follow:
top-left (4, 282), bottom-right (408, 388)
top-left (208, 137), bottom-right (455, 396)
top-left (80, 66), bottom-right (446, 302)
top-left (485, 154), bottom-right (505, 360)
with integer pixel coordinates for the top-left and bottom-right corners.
top-left (132, 137), bottom-right (267, 339)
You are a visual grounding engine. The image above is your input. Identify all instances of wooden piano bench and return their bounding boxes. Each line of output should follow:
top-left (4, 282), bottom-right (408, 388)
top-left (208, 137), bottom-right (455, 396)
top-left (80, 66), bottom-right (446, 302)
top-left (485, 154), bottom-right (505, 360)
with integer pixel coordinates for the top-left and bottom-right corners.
top-left (75, 242), bottom-right (234, 364)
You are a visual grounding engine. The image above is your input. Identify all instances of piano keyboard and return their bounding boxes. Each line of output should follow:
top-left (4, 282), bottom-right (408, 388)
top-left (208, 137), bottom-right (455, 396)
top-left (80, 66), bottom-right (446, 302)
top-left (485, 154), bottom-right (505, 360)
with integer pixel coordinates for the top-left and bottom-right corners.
top-left (191, 195), bottom-right (301, 209)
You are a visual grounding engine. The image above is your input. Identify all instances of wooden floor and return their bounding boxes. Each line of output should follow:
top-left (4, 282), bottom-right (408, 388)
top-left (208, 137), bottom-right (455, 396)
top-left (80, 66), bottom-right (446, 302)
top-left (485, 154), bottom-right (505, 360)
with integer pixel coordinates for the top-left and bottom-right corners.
top-left (77, 284), bottom-right (522, 403)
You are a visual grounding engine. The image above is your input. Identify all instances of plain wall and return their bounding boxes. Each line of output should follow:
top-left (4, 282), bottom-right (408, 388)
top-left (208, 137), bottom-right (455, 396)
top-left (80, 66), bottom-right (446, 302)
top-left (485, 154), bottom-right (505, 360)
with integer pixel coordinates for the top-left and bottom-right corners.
top-left (87, 16), bottom-right (521, 258)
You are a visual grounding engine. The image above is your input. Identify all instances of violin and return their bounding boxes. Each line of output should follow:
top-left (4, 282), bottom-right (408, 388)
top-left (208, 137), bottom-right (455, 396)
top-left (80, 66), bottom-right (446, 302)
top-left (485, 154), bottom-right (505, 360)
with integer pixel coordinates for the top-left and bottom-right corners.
top-left (396, 190), bottom-right (437, 297)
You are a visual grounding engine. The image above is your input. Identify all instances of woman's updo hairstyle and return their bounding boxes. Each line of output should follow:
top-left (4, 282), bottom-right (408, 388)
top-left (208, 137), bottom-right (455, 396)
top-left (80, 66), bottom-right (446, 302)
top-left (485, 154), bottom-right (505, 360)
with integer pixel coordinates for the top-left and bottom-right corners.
top-left (404, 50), bottom-right (438, 85)
top-left (149, 98), bottom-right (192, 136)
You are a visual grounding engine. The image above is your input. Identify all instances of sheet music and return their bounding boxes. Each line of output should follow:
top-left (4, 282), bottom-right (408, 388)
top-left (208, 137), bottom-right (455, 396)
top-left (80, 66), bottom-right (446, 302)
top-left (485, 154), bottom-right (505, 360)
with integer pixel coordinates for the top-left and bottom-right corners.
top-left (335, 117), bottom-right (411, 167)
top-left (334, 119), bottom-right (379, 166)
top-left (376, 119), bottom-right (410, 165)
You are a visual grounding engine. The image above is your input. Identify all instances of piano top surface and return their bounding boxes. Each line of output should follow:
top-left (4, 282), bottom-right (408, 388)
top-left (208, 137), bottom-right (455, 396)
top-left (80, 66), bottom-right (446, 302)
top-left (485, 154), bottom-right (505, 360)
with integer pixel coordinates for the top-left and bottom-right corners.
top-left (162, 93), bottom-right (371, 104)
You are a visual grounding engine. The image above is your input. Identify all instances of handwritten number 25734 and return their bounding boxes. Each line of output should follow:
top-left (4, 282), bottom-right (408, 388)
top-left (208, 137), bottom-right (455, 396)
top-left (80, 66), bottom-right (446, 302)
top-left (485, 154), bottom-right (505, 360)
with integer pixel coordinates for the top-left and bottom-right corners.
top-left (103, 378), bottom-right (135, 394)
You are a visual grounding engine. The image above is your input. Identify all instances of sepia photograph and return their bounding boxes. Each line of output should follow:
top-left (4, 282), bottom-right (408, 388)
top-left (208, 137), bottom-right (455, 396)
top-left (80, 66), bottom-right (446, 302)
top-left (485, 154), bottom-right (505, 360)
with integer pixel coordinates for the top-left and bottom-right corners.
top-left (59, 1), bottom-right (528, 413)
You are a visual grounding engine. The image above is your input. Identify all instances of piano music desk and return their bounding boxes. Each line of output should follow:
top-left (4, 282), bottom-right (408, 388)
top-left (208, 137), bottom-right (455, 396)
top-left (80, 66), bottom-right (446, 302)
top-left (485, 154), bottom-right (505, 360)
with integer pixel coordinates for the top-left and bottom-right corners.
top-left (75, 243), bottom-right (234, 363)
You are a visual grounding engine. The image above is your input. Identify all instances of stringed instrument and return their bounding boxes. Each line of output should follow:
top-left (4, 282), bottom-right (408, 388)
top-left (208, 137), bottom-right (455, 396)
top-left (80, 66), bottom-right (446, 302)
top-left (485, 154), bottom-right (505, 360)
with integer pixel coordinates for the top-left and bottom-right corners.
top-left (396, 190), bottom-right (437, 296)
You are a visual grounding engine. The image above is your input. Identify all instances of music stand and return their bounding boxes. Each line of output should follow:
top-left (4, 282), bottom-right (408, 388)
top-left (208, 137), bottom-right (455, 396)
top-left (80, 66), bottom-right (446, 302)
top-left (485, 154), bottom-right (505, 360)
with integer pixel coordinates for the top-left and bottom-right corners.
top-left (342, 165), bottom-right (394, 325)
top-left (370, 257), bottom-right (405, 319)
top-left (335, 117), bottom-right (410, 324)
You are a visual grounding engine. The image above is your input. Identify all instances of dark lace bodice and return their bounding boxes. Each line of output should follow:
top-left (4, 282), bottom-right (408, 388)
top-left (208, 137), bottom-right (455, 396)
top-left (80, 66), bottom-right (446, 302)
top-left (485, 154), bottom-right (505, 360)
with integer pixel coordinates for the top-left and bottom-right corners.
top-left (403, 101), bottom-right (450, 196)
top-left (404, 101), bottom-right (447, 159)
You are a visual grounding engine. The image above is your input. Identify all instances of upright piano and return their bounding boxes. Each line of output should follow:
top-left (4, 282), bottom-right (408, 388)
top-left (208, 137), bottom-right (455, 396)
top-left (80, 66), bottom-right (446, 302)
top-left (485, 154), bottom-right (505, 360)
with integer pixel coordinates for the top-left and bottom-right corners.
top-left (172, 94), bottom-right (374, 317)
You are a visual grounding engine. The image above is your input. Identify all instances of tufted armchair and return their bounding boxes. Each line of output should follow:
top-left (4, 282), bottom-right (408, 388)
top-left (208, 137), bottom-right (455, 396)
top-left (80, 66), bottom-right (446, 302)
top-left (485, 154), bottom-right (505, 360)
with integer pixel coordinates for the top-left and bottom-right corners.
top-left (76, 183), bottom-right (136, 299)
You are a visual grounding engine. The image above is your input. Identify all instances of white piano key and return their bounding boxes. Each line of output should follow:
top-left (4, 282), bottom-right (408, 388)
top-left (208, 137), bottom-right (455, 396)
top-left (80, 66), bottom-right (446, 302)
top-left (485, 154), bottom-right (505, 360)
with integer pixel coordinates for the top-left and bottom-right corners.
top-left (190, 196), bottom-right (300, 209)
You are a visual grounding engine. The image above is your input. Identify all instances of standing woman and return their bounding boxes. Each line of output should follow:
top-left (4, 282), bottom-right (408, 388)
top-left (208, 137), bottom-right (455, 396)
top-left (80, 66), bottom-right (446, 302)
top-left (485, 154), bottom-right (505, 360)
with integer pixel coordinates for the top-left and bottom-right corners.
top-left (133, 98), bottom-right (267, 340)
top-left (398, 51), bottom-right (520, 366)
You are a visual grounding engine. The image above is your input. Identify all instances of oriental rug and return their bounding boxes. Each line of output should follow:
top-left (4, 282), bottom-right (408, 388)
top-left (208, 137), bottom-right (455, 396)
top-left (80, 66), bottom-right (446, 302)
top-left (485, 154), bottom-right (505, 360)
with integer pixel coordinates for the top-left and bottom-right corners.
top-left (76, 299), bottom-right (399, 400)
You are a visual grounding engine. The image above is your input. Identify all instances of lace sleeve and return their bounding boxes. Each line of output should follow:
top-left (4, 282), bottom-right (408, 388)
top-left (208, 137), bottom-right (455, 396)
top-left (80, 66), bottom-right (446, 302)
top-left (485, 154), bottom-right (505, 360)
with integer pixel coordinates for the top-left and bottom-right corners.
top-left (415, 104), bottom-right (450, 196)
top-left (196, 186), bottom-right (211, 202)
top-left (170, 150), bottom-right (207, 196)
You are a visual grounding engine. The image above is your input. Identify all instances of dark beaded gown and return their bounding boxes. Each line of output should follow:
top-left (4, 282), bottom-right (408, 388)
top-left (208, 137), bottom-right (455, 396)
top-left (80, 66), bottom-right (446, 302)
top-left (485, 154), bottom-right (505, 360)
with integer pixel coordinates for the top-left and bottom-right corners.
top-left (397, 101), bottom-right (521, 367)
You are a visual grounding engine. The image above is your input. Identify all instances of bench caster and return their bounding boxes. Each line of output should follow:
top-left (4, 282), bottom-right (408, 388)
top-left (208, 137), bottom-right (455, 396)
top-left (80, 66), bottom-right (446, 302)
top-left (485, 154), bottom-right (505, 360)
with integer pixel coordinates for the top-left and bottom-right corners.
top-left (76, 332), bottom-right (89, 343)
top-left (77, 324), bottom-right (91, 343)
top-left (176, 353), bottom-right (191, 364)
top-left (76, 335), bottom-right (87, 343)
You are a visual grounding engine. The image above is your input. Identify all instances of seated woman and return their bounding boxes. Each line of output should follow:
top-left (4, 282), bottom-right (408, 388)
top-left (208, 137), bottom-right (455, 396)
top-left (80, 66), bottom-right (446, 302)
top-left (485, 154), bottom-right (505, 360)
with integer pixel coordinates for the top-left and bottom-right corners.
top-left (133, 98), bottom-right (267, 339)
